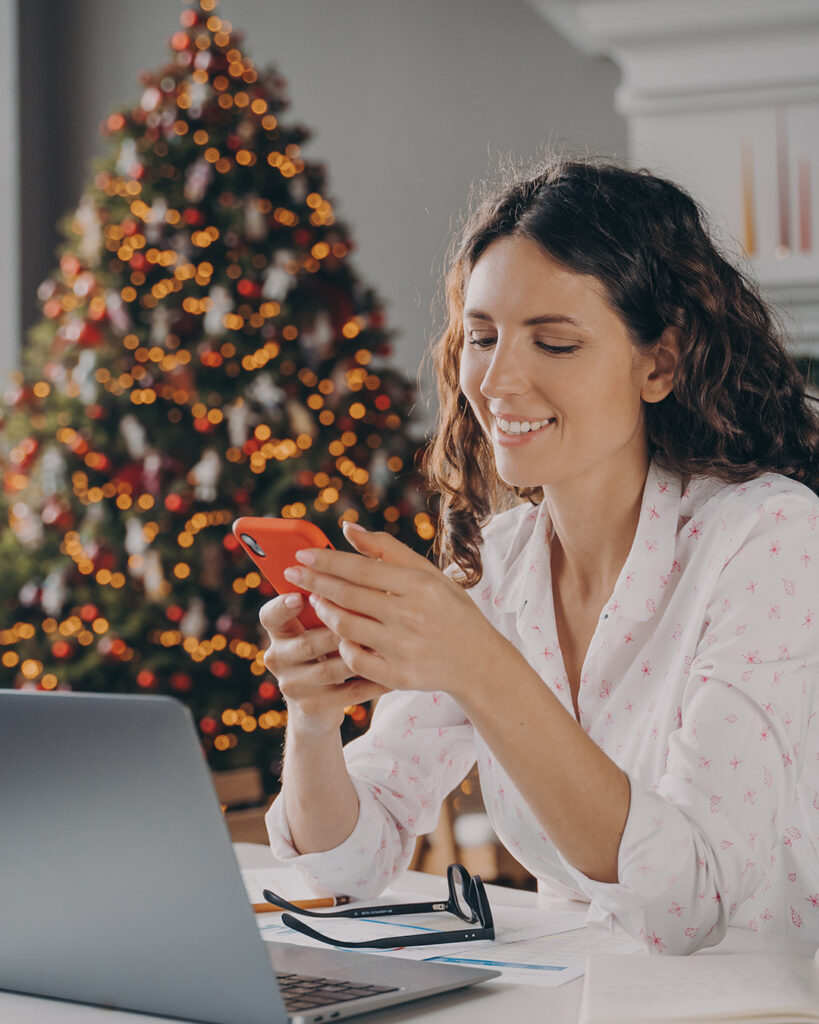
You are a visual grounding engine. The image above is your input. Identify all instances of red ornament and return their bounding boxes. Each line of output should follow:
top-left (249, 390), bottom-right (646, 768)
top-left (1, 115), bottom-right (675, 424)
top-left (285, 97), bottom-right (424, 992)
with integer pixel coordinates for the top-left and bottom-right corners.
top-left (166, 604), bottom-right (185, 622)
top-left (171, 31), bottom-right (190, 51)
top-left (193, 417), bottom-right (213, 434)
top-left (210, 660), bottom-right (231, 679)
top-left (199, 716), bottom-right (218, 735)
top-left (51, 640), bottom-right (72, 660)
top-left (80, 604), bottom-right (98, 622)
top-left (257, 681), bottom-right (278, 701)
top-left (136, 669), bottom-right (157, 689)
top-left (182, 208), bottom-right (206, 227)
top-left (170, 672), bottom-right (193, 692)
top-left (223, 534), bottom-right (240, 552)
top-left (164, 493), bottom-right (185, 513)
top-left (236, 279), bottom-right (261, 299)
top-left (129, 252), bottom-right (147, 272)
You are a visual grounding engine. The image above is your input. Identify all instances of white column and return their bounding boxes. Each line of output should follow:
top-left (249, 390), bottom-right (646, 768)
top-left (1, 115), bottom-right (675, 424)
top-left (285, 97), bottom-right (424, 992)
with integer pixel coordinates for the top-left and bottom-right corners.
top-left (528, 0), bottom-right (819, 355)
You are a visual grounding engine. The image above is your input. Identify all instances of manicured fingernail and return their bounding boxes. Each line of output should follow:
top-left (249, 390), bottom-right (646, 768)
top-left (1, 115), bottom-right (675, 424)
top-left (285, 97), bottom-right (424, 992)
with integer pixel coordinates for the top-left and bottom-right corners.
top-left (308, 593), bottom-right (319, 607)
top-left (283, 566), bottom-right (302, 583)
top-left (343, 521), bottom-right (365, 533)
top-left (284, 594), bottom-right (302, 608)
top-left (294, 549), bottom-right (316, 565)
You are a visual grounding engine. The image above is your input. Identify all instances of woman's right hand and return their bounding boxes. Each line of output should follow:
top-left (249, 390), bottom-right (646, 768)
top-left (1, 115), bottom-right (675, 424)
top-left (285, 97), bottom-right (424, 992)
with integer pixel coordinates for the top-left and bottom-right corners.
top-left (259, 593), bottom-right (389, 736)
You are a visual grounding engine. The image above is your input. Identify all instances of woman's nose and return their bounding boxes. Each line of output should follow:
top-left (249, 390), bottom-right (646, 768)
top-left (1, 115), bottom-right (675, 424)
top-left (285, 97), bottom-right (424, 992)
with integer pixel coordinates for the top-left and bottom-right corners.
top-left (479, 342), bottom-right (530, 398)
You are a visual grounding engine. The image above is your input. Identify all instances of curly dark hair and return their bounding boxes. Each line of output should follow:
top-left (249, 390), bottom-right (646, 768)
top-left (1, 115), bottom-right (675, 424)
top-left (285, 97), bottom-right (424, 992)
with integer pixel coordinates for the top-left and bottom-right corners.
top-left (421, 157), bottom-right (819, 586)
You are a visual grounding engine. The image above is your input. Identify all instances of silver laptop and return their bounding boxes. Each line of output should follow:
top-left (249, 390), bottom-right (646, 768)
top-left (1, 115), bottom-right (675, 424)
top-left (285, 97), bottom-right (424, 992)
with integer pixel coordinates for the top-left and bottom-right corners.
top-left (0, 690), bottom-right (498, 1023)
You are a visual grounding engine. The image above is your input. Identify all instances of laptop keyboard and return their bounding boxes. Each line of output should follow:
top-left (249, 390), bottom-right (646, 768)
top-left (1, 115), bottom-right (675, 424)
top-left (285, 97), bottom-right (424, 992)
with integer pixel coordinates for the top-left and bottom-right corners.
top-left (276, 971), bottom-right (400, 1014)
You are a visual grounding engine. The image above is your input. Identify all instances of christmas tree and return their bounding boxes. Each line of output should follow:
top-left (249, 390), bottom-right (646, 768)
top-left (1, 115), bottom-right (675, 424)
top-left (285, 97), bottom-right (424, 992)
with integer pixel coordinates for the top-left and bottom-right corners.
top-left (0, 0), bottom-right (434, 788)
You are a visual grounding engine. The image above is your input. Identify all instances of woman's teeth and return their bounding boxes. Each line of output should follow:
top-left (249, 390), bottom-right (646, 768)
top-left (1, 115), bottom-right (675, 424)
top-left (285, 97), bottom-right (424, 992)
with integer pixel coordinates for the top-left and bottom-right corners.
top-left (495, 416), bottom-right (555, 435)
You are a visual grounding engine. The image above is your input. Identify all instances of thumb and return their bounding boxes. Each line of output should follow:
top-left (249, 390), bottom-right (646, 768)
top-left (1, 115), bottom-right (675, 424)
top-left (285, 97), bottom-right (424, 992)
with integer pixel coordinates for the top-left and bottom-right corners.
top-left (342, 521), bottom-right (434, 572)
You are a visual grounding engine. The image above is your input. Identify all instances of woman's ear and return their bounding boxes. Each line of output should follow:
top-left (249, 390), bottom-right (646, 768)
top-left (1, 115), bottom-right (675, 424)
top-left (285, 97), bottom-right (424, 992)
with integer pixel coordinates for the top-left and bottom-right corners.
top-left (640, 327), bottom-right (679, 404)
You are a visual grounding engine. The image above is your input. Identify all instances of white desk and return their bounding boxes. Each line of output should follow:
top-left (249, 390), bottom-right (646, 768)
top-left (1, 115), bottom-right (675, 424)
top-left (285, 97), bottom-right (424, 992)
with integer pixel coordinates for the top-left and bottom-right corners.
top-left (2, 843), bottom-right (815, 1023)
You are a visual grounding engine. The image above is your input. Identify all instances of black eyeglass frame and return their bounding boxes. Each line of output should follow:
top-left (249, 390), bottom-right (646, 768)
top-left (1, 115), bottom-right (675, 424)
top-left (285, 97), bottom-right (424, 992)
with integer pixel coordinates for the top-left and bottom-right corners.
top-left (262, 862), bottom-right (495, 949)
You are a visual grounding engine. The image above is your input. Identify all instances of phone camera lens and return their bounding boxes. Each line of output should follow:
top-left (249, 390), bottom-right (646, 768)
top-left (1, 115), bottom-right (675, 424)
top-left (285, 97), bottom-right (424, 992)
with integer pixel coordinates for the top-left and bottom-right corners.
top-left (240, 533), bottom-right (265, 557)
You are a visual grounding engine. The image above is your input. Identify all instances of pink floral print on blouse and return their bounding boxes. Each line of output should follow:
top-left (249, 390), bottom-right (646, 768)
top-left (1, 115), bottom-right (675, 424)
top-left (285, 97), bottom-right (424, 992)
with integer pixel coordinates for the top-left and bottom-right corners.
top-left (266, 460), bottom-right (819, 954)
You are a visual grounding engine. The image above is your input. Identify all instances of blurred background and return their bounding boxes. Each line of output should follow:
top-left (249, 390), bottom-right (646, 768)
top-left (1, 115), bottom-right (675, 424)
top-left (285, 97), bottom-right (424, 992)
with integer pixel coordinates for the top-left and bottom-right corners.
top-left (1, 0), bottom-right (817, 885)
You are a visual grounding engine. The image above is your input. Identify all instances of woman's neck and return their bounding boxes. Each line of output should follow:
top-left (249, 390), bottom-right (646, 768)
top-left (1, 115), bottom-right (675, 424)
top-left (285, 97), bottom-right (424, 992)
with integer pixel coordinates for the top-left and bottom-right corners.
top-left (544, 453), bottom-right (650, 606)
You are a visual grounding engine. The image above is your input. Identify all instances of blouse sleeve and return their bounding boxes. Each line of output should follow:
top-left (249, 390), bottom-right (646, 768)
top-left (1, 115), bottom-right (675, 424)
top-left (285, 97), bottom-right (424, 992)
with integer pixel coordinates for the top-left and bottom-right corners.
top-left (557, 487), bottom-right (819, 953)
top-left (265, 688), bottom-right (476, 899)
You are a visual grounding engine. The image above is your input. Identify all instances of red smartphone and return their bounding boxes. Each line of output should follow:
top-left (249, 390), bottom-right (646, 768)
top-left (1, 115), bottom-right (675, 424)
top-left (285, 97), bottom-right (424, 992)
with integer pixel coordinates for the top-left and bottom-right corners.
top-left (232, 517), bottom-right (334, 630)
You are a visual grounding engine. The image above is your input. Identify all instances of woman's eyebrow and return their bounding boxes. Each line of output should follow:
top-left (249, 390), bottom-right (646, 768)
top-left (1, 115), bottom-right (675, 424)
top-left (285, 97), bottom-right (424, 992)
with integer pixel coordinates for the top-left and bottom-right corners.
top-left (463, 307), bottom-right (587, 330)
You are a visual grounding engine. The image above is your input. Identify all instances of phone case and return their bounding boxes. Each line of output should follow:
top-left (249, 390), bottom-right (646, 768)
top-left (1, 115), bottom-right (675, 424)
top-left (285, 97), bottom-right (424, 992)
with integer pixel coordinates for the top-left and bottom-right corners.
top-left (232, 517), bottom-right (334, 630)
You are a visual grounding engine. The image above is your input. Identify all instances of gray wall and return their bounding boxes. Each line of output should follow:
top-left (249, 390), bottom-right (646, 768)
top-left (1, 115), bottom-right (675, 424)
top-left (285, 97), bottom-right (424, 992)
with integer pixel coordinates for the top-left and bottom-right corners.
top-left (16, 0), bottom-right (625, 420)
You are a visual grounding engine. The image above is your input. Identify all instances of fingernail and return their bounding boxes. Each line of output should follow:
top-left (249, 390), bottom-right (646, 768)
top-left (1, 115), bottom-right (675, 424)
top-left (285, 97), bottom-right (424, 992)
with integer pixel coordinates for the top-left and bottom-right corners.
top-left (308, 593), bottom-right (319, 607)
top-left (343, 521), bottom-right (365, 533)
top-left (283, 566), bottom-right (302, 583)
top-left (294, 549), bottom-right (316, 565)
top-left (284, 594), bottom-right (302, 608)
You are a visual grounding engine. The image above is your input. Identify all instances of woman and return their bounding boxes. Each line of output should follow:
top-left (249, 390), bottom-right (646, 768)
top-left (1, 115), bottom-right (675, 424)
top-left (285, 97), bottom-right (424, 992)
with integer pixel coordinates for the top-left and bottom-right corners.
top-left (260, 158), bottom-right (819, 954)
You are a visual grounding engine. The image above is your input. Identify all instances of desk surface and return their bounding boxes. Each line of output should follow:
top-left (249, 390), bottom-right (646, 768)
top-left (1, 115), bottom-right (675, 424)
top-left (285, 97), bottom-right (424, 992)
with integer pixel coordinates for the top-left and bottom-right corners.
top-left (3, 843), bottom-right (814, 1024)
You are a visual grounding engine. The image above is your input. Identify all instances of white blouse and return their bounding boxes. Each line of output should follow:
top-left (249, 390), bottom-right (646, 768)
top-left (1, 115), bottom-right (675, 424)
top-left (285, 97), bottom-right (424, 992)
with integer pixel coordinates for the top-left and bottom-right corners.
top-left (266, 460), bottom-right (819, 953)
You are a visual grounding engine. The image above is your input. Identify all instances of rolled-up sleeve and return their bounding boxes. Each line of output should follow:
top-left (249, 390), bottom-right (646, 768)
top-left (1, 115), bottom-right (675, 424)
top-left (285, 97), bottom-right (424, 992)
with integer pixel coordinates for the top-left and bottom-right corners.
top-left (558, 490), bottom-right (819, 953)
top-left (266, 688), bottom-right (476, 899)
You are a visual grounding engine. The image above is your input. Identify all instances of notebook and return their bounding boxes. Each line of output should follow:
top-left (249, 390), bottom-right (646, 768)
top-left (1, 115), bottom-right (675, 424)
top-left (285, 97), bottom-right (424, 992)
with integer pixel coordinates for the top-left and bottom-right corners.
top-left (0, 690), bottom-right (499, 1023)
top-left (579, 949), bottom-right (819, 1024)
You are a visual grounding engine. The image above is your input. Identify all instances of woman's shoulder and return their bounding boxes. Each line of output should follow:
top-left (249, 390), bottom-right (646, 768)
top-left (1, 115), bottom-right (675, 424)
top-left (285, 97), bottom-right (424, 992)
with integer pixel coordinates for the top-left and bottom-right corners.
top-left (683, 469), bottom-right (819, 542)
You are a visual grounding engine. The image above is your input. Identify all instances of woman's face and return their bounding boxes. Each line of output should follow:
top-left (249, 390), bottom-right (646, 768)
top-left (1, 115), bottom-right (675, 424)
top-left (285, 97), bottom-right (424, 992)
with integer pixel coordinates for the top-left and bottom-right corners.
top-left (459, 233), bottom-right (653, 492)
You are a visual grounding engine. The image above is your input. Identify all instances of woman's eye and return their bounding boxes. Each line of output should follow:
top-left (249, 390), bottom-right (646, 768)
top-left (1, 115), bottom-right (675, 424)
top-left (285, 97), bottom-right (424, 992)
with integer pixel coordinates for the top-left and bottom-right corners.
top-left (466, 332), bottom-right (495, 347)
top-left (535, 341), bottom-right (579, 354)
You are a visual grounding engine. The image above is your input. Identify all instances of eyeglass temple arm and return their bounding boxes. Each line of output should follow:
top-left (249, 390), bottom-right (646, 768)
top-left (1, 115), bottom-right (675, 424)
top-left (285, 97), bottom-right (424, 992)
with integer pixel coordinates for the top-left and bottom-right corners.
top-left (262, 889), bottom-right (447, 919)
top-left (281, 913), bottom-right (494, 948)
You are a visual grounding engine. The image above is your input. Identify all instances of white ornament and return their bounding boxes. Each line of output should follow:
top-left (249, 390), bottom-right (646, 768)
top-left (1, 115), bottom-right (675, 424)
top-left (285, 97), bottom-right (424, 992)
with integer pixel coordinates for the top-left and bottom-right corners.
top-left (125, 517), bottom-right (148, 558)
top-left (116, 138), bottom-right (139, 177)
top-left (247, 373), bottom-right (285, 414)
top-left (41, 570), bottom-right (67, 616)
top-left (188, 449), bottom-right (221, 502)
top-left (105, 290), bottom-right (131, 334)
top-left (204, 285), bottom-right (233, 336)
top-left (150, 304), bottom-right (172, 347)
top-left (180, 597), bottom-right (207, 639)
top-left (184, 157), bottom-right (212, 203)
top-left (142, 551), bottom-right (165, 601)
top-left (120, 414), bottom-right (148, 459)
top-left (146, 197), bottom-right (168, 244)
top-left (74, 349), bottom-right (98, 404)
top-left (301, 311), bottom-right (335, 362)
top-left (74, 196), bottom-right (103, 267)
top-left (10, 501), bottom-right (43, 548)
top-left (244, 194), bottom-right (267, 241)
top-left (289, 175), bottom-right (308, 204)
top-left (262, 252), bottom-right (295, 301)
top-left (286, 399), bottom-right (316, 438)
top-left (40, 445), bottom-right (67, 496)
top-left (227, 401), bottom-right (252, 447)
top-left (141, 86), bottom-right (161, 112)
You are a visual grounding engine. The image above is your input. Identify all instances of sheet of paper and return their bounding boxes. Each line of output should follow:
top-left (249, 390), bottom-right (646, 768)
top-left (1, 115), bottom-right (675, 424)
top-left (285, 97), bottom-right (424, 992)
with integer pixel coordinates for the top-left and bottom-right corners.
top-left (579, 950), bottom-right (819, 1022)
top-left (428, 926), bottom-right (644, 987)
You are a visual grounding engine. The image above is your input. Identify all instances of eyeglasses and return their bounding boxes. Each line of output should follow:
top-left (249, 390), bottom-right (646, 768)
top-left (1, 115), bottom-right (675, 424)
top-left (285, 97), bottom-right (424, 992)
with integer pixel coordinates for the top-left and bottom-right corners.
top-left (263, 862), bottom-right (495, 949)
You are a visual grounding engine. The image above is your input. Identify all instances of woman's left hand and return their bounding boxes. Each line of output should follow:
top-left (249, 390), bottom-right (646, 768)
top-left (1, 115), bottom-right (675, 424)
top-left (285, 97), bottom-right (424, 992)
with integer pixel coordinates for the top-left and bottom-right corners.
top-left (281, 521), bottom-right (514, 699)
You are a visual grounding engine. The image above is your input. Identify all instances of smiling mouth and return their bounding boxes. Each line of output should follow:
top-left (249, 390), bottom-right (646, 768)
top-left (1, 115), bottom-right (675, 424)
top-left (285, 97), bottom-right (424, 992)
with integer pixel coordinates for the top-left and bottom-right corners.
top-left (494, 416), bottom-right (556, 436)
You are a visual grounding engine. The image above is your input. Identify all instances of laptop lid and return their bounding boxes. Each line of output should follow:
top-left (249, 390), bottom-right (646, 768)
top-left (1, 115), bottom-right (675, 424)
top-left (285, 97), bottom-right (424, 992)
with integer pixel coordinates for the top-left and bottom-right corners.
top-left (0, 690), bottom-right (499, 1024)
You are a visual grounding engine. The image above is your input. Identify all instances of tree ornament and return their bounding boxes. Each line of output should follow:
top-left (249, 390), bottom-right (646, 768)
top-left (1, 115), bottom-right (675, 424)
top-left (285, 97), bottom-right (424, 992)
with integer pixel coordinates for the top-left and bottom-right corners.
top-left (188, 449), bottom-right (221, 501)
